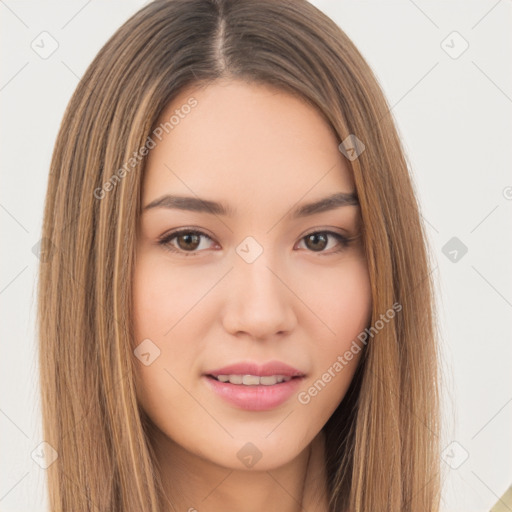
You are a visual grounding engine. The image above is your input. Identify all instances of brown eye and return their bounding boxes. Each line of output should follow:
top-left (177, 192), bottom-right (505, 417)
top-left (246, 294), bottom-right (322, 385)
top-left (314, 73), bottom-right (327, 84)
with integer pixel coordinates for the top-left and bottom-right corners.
top-left (304, 233), bottom-right (328, 251)
top-left (298, 231), bottom-right (351, 254)
top-left (158, 229), bottom-right (216, 256)
top-left (176, 232), bottom-right (201, 251)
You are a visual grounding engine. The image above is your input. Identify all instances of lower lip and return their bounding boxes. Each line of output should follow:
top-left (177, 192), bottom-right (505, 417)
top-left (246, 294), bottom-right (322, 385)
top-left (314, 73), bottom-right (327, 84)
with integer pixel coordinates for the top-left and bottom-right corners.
top-left (203, 375), bottom-right (304, 411)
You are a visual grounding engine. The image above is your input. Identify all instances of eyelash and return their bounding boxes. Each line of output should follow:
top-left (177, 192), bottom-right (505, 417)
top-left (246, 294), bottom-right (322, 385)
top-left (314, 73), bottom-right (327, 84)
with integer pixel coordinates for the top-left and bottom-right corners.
top-left (157, 228), bottom-right (355, 257)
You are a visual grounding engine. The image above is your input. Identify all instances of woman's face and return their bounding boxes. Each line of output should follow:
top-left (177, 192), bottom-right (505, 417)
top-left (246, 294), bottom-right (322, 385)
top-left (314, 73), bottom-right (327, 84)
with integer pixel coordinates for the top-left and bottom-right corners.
top-left (133, 79), bottom-right (372, 471)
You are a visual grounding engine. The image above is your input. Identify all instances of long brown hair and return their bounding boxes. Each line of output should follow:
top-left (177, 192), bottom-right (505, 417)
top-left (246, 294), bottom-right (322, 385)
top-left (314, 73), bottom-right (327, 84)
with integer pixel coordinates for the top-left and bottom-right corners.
top-left (37, 0), bottom-right (441, 510)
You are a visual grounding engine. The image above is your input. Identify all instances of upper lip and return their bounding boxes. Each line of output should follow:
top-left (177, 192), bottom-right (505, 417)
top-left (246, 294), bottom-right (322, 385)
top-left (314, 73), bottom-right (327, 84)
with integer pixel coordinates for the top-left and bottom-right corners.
top-left (205, 361), bottom-right (306, 378)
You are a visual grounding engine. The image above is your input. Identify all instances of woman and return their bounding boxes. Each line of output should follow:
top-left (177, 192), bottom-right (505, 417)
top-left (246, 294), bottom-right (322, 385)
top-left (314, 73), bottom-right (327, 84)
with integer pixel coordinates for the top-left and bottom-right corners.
top-left (37, 0), bottom-right (441, 510)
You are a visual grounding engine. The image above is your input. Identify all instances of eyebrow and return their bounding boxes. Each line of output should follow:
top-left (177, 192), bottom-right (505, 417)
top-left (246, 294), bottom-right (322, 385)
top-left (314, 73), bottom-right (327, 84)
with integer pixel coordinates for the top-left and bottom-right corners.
top-left (142, 191), bottom-right (359, 218)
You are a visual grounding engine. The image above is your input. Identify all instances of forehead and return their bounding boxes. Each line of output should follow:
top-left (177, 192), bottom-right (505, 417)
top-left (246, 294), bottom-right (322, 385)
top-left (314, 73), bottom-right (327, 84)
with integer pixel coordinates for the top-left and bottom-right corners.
top-left (142, 79), bottom-right (354, 206)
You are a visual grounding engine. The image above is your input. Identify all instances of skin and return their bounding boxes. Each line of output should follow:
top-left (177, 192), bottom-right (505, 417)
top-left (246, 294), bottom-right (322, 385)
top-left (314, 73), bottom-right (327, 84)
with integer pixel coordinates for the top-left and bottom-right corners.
top-left (133, 79), bottom-right (372, 512)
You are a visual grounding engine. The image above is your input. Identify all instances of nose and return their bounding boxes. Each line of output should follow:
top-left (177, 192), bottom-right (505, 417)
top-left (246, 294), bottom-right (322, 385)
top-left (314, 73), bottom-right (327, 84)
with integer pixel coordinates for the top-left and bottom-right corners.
top-left (221, 249), bottom-right (297, 340)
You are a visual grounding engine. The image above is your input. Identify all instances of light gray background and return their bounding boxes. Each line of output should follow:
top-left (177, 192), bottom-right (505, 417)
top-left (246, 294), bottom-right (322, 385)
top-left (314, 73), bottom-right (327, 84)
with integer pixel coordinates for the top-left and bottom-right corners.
top-left (1, 1), bottom-right (511, 511)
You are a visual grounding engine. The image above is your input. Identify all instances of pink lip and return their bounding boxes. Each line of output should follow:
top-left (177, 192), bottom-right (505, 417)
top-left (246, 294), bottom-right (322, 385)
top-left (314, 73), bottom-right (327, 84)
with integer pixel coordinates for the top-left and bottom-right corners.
top-left (205, 361), bottom-right (305, 378)
top-left (203, 375), bottom-right (304, 411)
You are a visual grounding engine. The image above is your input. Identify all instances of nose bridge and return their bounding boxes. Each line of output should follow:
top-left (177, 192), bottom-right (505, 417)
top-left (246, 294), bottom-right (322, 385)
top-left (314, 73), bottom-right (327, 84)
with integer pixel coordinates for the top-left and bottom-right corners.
top-left (236, 248), bottom-right (280, 300)
top-left (221, 235), bottom-right (296, 337)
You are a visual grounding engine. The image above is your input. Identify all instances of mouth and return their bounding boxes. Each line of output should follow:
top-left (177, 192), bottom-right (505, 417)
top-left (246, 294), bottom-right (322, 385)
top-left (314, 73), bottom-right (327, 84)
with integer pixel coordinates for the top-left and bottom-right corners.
top-left (205, 374), bottom-right (303, 386)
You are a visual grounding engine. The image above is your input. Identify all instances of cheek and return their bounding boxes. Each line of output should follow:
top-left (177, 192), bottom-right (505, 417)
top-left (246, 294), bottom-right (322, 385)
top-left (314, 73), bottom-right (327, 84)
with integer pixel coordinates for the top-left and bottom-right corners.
top-left (133, 254), bottom-right (164, 342)
top-left (294, 255), bottom-right (371, 415)
top-left (131, 259), bottom-right (201, 436)
top-left (132, 251), bottom-right (214, 343)
top-left (298, 253), bottom-right (372, 341)
top-left (131, 252), bottom-right (217, 419)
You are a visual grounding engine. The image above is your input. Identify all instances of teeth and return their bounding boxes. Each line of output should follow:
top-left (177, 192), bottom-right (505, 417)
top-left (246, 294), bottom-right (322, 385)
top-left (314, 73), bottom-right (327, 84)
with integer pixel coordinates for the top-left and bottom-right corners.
top-left (214, 374), bottom-right (293, 385)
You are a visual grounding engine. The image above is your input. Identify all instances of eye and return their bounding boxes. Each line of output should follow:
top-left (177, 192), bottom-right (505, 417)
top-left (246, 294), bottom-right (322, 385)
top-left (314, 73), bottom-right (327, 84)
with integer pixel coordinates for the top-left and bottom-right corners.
top-left (158, 228), bottom-right (354, 257)
top-left (158, 229), bottom-right (217, 257)
top-left (296, 230), bottom-right (352, 254)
